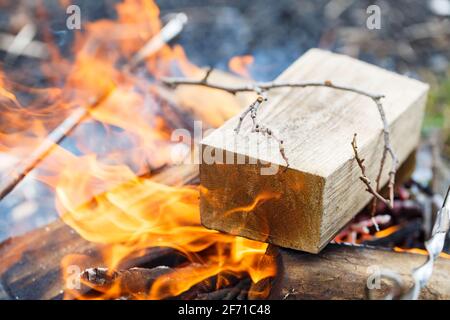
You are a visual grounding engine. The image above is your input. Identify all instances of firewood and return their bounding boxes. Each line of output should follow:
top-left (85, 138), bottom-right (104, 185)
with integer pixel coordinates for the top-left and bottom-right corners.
top-left (0, 165), bottom-right (199, 300)
top-left (198, 49), bottom-right (429, 253)
top-left (0, 219), bottom-right (103, 300)
top-left (78, 266), bottom-right (174, 298)
top-left (77, 265), bottom-right (252, 300)
top-left (223, 278), bottom-right (251, 300)
top-left (263, 244), bottom-right (450, 300)
top-left (195, 287), bottom-right (233, 300)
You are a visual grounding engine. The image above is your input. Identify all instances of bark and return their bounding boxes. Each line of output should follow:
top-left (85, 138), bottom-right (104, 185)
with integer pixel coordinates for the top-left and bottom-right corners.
top-left (266, 244), bottom-right (450, 300)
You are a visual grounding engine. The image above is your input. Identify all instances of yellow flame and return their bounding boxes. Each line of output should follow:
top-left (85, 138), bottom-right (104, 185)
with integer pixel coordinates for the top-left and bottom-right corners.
top-left (374, 225), bottom-right (400, 238)
top-left (1, 0), bottom-right (277, 300)
top-left (394, 247), bottom-right (450, 259)
top-left (228, 55), bottom-right (254, 78)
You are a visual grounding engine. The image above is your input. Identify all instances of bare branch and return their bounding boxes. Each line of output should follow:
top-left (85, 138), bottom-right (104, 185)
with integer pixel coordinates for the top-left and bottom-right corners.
top-left (200, 67), bottom-right (213, 84)
top-left (234, 96), bottom-right (289, 167)
top-left (162, 76), bottom-right (384, 100)
top-left (351, 134), bottom-right (394, 210)
top-left (127, 12), bottom-right (187, 70)
top-left (253, 122), bottom-right (289, 167)
top-left (163, 71), bottom-right (397, 205)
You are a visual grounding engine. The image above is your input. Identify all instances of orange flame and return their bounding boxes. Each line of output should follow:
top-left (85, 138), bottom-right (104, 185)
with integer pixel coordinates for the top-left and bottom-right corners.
top-left (394, 247), bottom-right (450, 259)
top-left (56, 175), bottom-right (275, 299)
top-left (0, 71), bottom-right (19, 103)
top-left (374, 225), bottom-right (400, 238)
top-left (0, 0), bottom-right (276, 299)
top-left (228, 55), bottom-right (254, 79)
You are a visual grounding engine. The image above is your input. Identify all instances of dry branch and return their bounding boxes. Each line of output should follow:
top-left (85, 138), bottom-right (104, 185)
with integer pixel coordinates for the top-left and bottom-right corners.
top-left (163, 67), bottom-right (397, 213)
top-left (352, 134), bottom-right (394, 210)
top-left (163, 74), bottom-right (385, 99)
top-left (233, 96), bottom-right (289, 166)
top-left (78, 266), bottom-right (251, 300)
top-left (0, 93), bottom-right (110, 201)
top-left (127, 13), bottom-right (187, 70)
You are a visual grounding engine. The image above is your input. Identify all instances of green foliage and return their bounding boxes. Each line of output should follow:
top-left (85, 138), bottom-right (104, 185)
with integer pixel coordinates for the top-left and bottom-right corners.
top-left (424, 73), bottom-right (450, 131)
top-left (425, 72), bottom-right (450, 157)
top-left (426, 76), bottom-right (449, 127)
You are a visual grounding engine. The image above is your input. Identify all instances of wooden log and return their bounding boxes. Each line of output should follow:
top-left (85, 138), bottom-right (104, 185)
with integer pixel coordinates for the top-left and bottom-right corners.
top-left (0, 164), bottom-right (199, 300)
top-left (264, 244), bottom-right (450, 300)
top-left (200, 49), bottom-right (429, 253)
top-left (0, 218), bottom-right (103, 300)
top-left (76, 266), bottom-right (174, 299)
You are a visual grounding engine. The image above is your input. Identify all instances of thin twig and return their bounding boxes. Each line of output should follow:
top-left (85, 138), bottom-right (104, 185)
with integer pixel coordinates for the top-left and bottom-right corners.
top-left (127, 13), bottom-right (187, 70)
top-left (164, 71), bottom-right (385, 170)
top-left (163, 75), bottom-right (384, 99)
top-left (233, 95), bottom-right (289, 167)
top-left (164, 71), bottom-right (395, 200)
top-left (200, 67), bottom-right (213, 84)
top-left (374, 98), bottom-right (398, 208)
top-left (0, 92), bottom-right (111, 201)
top-left (351, 134), bottom-right (394, 210)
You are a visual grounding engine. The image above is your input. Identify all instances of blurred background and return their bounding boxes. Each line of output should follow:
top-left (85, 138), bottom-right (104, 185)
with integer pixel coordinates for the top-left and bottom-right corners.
top-left (0, 0), bottom-right (449, 240)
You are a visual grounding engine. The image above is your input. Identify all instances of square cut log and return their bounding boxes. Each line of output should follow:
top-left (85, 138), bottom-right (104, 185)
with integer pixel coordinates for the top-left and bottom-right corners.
top-left (200, 49), bottom-right (429, 253)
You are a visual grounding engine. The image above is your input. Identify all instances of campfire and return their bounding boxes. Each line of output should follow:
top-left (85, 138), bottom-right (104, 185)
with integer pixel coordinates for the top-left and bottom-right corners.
top-left (0, 0), bottom-right (449, 301)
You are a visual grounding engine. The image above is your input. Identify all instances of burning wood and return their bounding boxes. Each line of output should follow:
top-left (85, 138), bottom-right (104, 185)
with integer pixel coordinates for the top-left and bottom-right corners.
top-left (79, 266), bottom-right (174, 298)
top-left (0, 93), bottom-right (109, 202)
top-left (76, 266), bottom-right (252, 300)
top-left (0, 12), bottom-right (187, 202)
top-left (0, 187), bottom-right (272, 301)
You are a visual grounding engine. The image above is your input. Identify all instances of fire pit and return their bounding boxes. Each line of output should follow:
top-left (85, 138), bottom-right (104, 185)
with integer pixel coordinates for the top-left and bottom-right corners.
top-left (0, 0), bottom-right (449, 302)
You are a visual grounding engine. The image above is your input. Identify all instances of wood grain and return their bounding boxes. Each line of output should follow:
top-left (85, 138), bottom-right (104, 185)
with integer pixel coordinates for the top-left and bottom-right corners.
top-left (200, 49), bottom-right (429, 253)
